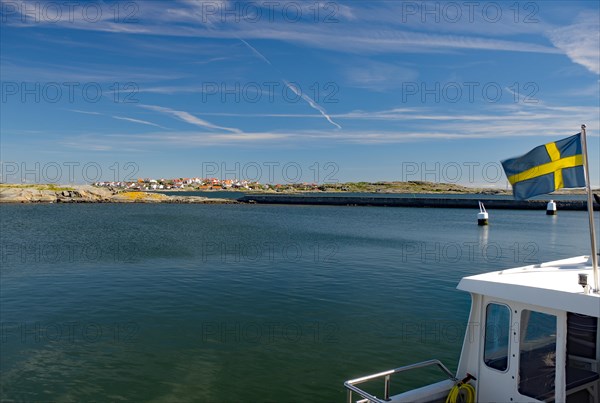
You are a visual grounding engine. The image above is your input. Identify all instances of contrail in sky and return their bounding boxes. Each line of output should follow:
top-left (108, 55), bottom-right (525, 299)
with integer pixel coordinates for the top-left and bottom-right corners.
top-left (238, 38), bottom-right (342, 130)
top-left (283, 80), bottom-right (342, 130)
top-left (238, 38), bottom-right (272, 65)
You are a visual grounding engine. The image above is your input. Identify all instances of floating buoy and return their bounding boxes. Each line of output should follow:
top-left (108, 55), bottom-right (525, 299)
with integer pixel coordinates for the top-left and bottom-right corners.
top-left (478, 201), bottom-right (488, 226)
top-left (546, 200), bottom-right (557, 215)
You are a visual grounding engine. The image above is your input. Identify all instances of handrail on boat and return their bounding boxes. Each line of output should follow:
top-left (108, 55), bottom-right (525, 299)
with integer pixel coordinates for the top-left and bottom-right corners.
top-left (344, 359), bottom-right (456, 403)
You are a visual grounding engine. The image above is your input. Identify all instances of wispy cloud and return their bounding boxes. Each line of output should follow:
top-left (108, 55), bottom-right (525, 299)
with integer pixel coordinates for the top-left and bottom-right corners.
top-left (141, 105), bottom-right (598, 131)
top-left (548, 14), bottom-right (600, 75)
top-left (110, 131), bottom-right (287, 146)
top-left (61, 141), bottom-right (113, 151)
top-left (0, 57), bottom-right (177, 83)
top-left (280, 28), bottom-right (562, 55)
top-left (343, 61), bottom-right (419, 91)
top-left (2, 0), bottom-right (564, 56)
top-left (333, 104), bottom-right (599, 131)
top-left (68, 109), bottom-right (167, 129)
top-left (112, 115), bottom-right (168, 129)
top-left (139, 104), bottom-right (241, 133)
top-left (192, 57), bottom-right (231, 65)
top-left (57, 101), bottom-right (598, 153)
top-left (68, 109), bottom-right (102, 115)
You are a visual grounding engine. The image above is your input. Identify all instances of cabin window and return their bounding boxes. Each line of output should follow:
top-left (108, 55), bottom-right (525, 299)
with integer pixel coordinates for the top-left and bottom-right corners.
top-left (518, 310), bottom-right (557, 400)
top-left (484, 303), bottom-right (511, 371)
top-left (567, 312), bottom-right (597, 359)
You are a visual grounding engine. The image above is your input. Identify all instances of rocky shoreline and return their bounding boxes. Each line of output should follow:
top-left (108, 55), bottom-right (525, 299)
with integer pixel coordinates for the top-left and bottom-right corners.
top-left (0, 185), bottom-right (237, 204)
top-left (1, 185), bottom-right (595, 208)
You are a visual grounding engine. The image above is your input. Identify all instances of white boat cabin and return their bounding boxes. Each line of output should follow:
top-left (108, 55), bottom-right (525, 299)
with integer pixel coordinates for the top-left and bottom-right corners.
top-left (345, 256), bottom-right (600, 403)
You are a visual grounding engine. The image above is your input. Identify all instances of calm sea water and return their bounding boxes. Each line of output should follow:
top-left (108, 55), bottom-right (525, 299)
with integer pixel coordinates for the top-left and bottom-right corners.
top-left (1, 203), bottom-right (597, 402)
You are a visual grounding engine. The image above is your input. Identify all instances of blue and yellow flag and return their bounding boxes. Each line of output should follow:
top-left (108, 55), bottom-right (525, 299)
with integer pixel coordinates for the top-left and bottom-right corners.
top-left (501, 133), bottom-right (586, 200)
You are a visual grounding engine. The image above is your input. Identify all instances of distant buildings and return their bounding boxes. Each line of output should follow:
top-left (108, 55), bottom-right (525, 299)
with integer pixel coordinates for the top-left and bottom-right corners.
top-left (93, 177), bottom-right (324, 192)
top-left (93, 177), bottom-right (269, 191)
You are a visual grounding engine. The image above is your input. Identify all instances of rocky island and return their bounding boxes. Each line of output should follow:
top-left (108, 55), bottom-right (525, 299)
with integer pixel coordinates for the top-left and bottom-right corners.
top-left (0, 184), bottom-right (236, 204)
top-left (1, 183), bottom-right (592, 210)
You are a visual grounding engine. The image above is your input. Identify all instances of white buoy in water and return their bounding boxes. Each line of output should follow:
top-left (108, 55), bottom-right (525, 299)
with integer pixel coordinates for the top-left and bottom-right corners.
top-left (478, 201), bottom-right (489, 226)
top-left (546, 200), bottom-right (557, 215)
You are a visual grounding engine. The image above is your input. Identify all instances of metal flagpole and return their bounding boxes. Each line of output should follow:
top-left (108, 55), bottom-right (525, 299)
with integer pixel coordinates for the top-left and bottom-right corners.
top-left (580, 124), bottom-right (599, 292)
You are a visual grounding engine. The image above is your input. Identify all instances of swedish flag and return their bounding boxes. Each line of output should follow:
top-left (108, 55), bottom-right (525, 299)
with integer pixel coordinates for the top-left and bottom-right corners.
top-left (501, 133), bottom-right (586, 200)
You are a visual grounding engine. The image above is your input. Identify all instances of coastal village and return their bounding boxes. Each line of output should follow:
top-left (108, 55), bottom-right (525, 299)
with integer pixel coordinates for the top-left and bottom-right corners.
top-left (91, 178), bottom-right (515, 194)
top-left (93, 178), bottom-right (324, 192)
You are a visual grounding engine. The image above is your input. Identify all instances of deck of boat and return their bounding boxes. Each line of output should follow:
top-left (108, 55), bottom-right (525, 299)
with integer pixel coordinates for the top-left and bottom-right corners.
top-left (458, 255), bottom-right (600, 318)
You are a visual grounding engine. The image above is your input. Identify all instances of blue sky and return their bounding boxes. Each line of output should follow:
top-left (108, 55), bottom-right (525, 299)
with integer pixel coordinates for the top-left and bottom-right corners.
top-left (1, 0), bottom-right (599, 186)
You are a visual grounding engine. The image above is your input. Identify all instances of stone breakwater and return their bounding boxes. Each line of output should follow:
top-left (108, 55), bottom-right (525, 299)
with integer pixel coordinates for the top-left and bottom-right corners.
top-left (0, 186), bottom-right (236, 204)
top-left (238, 195), bottom-right (600, 211)
top-left (2, 186), bottom-right (597, 210)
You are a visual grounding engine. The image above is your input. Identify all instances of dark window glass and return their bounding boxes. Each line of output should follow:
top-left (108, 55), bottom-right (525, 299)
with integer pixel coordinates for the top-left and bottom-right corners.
top-left (484, 303), bottom-right (510, 371)
top-left (518, 310), bottom-right (557, 400)
top-left (567, 312), bottom-right (597, 359)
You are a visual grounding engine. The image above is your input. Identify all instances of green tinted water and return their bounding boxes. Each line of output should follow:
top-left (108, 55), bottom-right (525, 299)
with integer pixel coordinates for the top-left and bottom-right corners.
top-left (0, 204), bottom-right (596, 401)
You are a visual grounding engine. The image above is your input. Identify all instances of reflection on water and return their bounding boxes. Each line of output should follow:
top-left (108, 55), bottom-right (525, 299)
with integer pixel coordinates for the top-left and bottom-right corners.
top-left (479, 225), bottom-right (489, 245)
top-left (0, 204), bottom-right (597, 401)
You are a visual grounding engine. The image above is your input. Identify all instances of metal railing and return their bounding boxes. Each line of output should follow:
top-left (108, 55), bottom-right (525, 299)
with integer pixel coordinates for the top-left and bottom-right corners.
top-left (344, 359), bottom-right (456, 403)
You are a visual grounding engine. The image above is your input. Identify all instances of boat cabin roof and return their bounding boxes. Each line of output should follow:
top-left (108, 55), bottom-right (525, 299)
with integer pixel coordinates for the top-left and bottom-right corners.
top-left (457, 255), bottom-right (600, 318)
